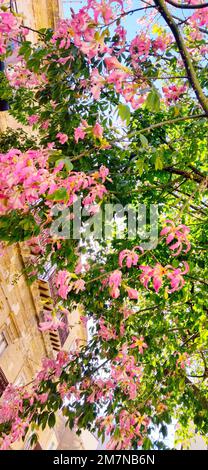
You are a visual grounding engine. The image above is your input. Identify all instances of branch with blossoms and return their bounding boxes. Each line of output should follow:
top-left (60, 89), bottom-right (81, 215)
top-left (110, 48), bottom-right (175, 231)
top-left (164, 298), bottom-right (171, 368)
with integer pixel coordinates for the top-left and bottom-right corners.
top-left (0, 0), bottom-right (207, 451)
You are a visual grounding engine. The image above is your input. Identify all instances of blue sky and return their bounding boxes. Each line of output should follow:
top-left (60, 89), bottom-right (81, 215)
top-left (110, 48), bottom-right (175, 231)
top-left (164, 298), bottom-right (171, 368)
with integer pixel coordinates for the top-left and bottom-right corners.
top-left (60, 0), bottom-right (192, 40)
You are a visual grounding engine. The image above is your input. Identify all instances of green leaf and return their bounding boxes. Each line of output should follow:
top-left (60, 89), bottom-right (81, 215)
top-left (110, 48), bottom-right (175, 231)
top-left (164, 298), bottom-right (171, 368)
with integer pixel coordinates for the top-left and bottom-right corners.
top-left (30, 433), bottom-right (38, 447)
top-left (56, 158), bottom-right (73, 172)
top-left (143, 437), bottom-right (153, 450)
top-left (47, 187), bottom-right (68, 201)
top-left (18, 41), bottom-right (32, 60)
top-left (140, 134), bottom-right (149, 148)
top-left (145, 89), bottom-right (160, 112)
top-left (118, 103), bottom-right (131, 124)
top-left (179, 378), bottom-right (185, 392)
top-left (136, 158), bottom-right (144, 176)
top-left (155, 154), bottom-right (164, 170)
top-left (48, 412), bottom-right (56, 428)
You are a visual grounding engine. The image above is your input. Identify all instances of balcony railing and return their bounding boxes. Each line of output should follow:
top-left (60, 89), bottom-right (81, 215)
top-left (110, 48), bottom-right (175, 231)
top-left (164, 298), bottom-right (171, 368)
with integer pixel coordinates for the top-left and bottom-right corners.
top-left (46, 313), bottom-right (69, 351)
top-left (38, 264), bottom-right (59, 304)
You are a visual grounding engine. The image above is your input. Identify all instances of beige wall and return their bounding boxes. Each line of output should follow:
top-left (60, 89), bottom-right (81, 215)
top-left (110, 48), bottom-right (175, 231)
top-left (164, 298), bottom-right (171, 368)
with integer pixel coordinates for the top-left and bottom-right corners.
top-left (0, 0), bottom-right (60, 132)
top-left (0, 245), bottom-right (48, 384)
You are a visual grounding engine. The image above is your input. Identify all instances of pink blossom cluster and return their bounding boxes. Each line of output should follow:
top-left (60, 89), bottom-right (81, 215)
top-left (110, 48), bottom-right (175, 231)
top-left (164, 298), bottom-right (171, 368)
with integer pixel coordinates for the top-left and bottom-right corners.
top-left (104, 55), bottom-right (147, 109)
top-left (162, 84), bottom-right (187, 104)
top-left (139, 261), bottom-right (189, 293)
top-left (39, 312), bottom-right (67, 332)
top-left (130, 33), bottom-right (151, 66)
top-left (51, 5), bottom-right (112, 59)
top-left (0, 351), bottom-right (71, 449)
top-left (0, 385), bottom-right (33, 449)
top-left (112, 344), bottom-right (144, 400)
top-left (108, 269), bottom-right (122, 298)
top-left (106, 409), bottom-right (150, 450)
top-left (0, 148), bottom-right (108, 214)
top-left (153, 34), bottom-right (172, 53)
top-left (56, 269), bottom-right (86, 300)
top-left (188, 7), bottom-right (208, 29)
top-left (0, 8), bottom-right (21, 55)
top-left (6, 62), bottom-right (47, 89)
top-left (160, 220), bottom-right (191, 256)
top-left (119, 245), bottom-right (143, 268)
top-left (35, 351), bottom-right (69, 383)
top-left (74, 120), bottom-right (104, 143)
top-left (97, 317), bottom-right (117, 341)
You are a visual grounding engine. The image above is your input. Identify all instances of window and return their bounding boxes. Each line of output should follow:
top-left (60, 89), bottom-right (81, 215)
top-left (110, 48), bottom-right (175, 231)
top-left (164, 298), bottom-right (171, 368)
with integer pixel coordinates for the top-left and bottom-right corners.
top-left (9, 1), bottom-right (18, 13)
top-left (0, 368), bottom-right (8, 397)
top-left (58, 314), bottom-right (69, 347)
top-left (0, 332), bottom-right (8, 356)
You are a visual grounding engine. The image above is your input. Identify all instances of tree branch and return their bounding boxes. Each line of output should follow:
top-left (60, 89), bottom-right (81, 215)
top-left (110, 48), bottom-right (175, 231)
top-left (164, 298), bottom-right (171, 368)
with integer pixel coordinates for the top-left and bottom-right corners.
top-left (172, 14), bottom-right (208, 34)
top-left (154, 0), bottom-right (208, 115)
top-left (99, 5), bottom-right (153, 28)
top-left (166, 0), bottom-right (208, 9)
top-left (163, 166), bottom-right (204, 182)
top-left (185, 377), bottom-right (208, 409)
top-left (122, 114), bottom-right (206, 141)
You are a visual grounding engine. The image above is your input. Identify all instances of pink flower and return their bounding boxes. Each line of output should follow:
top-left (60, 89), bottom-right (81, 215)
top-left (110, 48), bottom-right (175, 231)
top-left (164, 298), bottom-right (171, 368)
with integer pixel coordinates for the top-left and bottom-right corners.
top-left (153, 34), bottom-right (172, 53)
top-left (0, 434), bottom-right (12, 450)
top-left (73, 279), bottom-right (86, 293)
top-left (139, 261), bottom-right (189, 294)
top-left (90, 68), bottom-right (105, 99)
top-left (130, 336), bottom-right (148, 354)
top-left (119, 249), bottom-right (138, 268)
top-left (56, 132), bottom-right (68, 144)
top-left (167, 262), bottom-right (189, 293)
top-left (80, 315), bottom-right (89, 326)
top-left (39, 313), bottom-right (66, 332)
top-left (126, 287), bottom-right (139, 300)
top-left (140, 263), bottom-right (169, 293)
top-left (108, 270), bottom-right (122, 287)
top-left (47, 142), bottom-right (55, 149)
top-left (28, 114), bottom-right (39, 126)
top-left (176, 352), bottom-right (190, 369)
top-left (11, 417), bottom-right (29, 441)
top-left (98, 415), bottom-right (115, 435)
top-left (92, 122), bottom-right (103, 139)
top-left (160, 220), bottom-right (191, 256)
top-left (139, 265), bottom-right (154, 289)
top-left (99, 165), bottom-right (109, 182)
top-left (105, 56), bottom-right (124, 70)
top-left (152, 263), bottom-right (167, 293)
top-left (74, 127), bottom-right (86, 143)
top-left (130, 33), bottom-right (151, 65)
top-left (108, 269), bottom-right (122, 298)
top-left (38, 393), bottom-right (49, 404)
top-left (98, 318), bottom-right (117, 341)
top-left (56, 269), bottom-right (70, 299)
top-left (119, 246), bottom-right (143, 269)
top-left (162, 84), bottom-right (187, 104)
top-left (41, 119), bottom-right (50, 130)
top-left (110, 287), bottom-right (120, 298)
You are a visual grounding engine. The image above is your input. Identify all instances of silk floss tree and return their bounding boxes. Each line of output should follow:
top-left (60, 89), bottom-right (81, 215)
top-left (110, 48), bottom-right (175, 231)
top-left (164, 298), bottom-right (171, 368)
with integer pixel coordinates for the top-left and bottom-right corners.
top-left (0, 0), bottom-right (207, 450)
